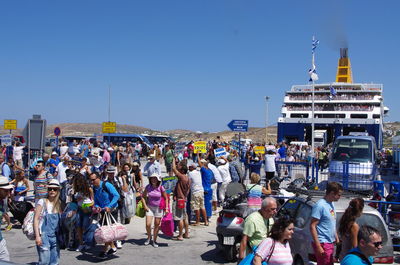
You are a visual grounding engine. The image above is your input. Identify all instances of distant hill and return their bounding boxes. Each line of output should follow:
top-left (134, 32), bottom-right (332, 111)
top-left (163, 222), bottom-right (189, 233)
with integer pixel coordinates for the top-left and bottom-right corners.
top-left (1, 122), bottom-right (399, 146)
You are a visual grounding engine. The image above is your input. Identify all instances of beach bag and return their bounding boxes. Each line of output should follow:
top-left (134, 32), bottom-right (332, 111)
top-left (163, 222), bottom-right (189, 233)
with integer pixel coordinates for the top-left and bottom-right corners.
top-left (122, 190), bottom-right (136, 218)
top-left (239, 240), bottom-right (275, 265)
top-left (94, 212), bottom-right (128, 244)
top-left (22, 208), bottom-right (36, 240)
top-left (94, 213), bottom-right (115, 244)
top-left (22, 201), bottom-right (48, 240)
top-left (177, 199), bottom-right (185, 209)
top-left (160, 206), bottom-right (174, 237)
top-left (135, 200), bottom-right (145, 218)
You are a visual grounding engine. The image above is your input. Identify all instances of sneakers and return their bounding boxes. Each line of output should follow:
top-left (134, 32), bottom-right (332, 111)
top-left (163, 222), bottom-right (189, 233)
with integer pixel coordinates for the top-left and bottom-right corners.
top-left (116, 240), bottom-right (122, 249)
top-left (144, 238), bottom-right (151, 246)
top-left (152, 241), bottom-right (159, 248)
top-left (106, 247), bottom-right (117, 256)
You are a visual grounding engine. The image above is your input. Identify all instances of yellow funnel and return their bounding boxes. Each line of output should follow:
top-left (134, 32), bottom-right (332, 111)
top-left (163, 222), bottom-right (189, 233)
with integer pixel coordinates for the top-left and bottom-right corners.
top-left (336, 48), bottom-right (353, 83)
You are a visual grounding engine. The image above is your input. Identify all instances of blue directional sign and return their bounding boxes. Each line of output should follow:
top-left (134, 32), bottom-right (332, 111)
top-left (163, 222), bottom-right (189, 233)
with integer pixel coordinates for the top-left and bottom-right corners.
top-left (227, 120), bottom-right (248, 132)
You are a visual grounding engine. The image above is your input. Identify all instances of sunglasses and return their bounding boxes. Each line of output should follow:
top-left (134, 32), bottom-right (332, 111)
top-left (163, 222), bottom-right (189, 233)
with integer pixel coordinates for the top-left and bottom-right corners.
top-left (48, 188), bottom-right (59, 192)
top-left (372, 241), bottom-right (383, 247)
top-left (90, 178), bottom-right (97, 182)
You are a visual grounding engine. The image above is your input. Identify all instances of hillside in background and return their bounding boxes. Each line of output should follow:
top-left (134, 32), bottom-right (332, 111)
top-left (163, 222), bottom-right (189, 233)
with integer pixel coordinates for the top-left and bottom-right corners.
top-left (1, 122), bottom-right (399, 146)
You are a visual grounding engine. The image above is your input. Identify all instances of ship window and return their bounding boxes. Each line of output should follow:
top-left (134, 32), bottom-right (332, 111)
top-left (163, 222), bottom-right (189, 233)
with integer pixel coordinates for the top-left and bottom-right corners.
top-left (291, 113), bottom-right (309, 118)
top-left (373, 114), bottom-right (380, 119)
top-left (314, 114), bottom-right (345, 118)
top-left (350, 114), bottom-right (368, 119)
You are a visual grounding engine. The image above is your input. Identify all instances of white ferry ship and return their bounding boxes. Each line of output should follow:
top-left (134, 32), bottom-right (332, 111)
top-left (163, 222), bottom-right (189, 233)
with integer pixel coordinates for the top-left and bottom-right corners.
top-left (277, 48), bottom-right (388, 148)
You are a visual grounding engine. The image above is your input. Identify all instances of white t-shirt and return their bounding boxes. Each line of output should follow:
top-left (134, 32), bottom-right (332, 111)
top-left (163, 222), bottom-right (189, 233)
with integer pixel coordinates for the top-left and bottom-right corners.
top-left (36, 199), bottom-right (54, 214)
top-left (13, 146), bottom-right (24, 160)
top-left (208, 163), bottom-right (222, 183)
top-left (60, 146), bottom-right (69, 156)
top-left (264, 154), bottom-right (276, 172)
top-left (56, 162), bottom-right (68, 183)
top-left (188, 169), bottom-right (204, 194)
top-left (218, 163), bottom-right (231, 183)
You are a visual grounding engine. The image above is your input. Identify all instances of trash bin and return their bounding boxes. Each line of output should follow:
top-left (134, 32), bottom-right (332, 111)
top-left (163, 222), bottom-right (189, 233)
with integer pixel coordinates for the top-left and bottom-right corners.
top-left (373, 180), bottom-right (385, 197)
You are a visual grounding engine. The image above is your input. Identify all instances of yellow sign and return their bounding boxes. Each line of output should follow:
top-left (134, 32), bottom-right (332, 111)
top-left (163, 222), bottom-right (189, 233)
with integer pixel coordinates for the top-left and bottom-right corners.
top-left (194, 141), bottom-right (207, 154)
top-left (102, 122), bottom-right (116, 133)
top-left (254, 146), bottom-right (265, 155)
top-left (4, 120), bottom-right (17, 130)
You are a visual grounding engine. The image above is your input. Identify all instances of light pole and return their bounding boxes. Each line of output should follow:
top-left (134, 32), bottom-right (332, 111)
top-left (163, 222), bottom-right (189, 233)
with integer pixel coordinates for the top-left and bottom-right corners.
top-left (265, 96), bottom-right (270, 144)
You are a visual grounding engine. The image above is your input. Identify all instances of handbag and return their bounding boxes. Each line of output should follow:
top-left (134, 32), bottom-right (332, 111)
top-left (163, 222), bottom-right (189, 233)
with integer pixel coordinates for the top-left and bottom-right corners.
top-left (159, 196), bottom-right (166, 210)
top-left (122, 189), bottom-right (136, 218)
top-left (239, 239), bottom-right (275, 265)
top-left (135, 200), bottom-right (146, 218)
top-left (94, 212), bottom-right (129, 243)
top-left (108, 212), bottom-right (129, 241)
top-left (176, 199), bottom-right (185, 209)
top-left (94, 212), bottom-right (116, 244)
top-left (160, 205), bottom-right (174, 237)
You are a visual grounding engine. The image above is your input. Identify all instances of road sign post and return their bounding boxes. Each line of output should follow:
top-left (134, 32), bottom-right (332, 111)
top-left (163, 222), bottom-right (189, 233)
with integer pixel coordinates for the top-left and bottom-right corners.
top-left (4, 120), bottom-right (17, 135)
top-left (227, 120), bottom-right (249, 160)
top-left (102, 122), bottom-right (116, 143)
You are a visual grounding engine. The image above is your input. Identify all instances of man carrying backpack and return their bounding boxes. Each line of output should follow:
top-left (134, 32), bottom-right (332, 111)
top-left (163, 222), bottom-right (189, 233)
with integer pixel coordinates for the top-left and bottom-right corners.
top-left (90, 172), bottom-right (120, 259)
top-left (103, 166), bottom-right (128, 249)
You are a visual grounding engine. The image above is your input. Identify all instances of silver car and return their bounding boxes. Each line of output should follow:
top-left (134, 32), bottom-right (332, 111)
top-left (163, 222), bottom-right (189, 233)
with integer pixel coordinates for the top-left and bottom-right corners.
top-left (277, 194), bottom-right (394, 265)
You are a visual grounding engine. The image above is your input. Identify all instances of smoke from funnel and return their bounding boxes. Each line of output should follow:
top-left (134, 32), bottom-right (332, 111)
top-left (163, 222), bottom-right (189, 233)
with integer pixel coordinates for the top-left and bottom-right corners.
top-left (316, 0), bottom-right (349, 50)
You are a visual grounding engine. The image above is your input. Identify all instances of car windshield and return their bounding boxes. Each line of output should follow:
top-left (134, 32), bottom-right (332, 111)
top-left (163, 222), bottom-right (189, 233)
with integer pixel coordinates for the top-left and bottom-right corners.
top-left (331, 138), bottom-right (373, 163)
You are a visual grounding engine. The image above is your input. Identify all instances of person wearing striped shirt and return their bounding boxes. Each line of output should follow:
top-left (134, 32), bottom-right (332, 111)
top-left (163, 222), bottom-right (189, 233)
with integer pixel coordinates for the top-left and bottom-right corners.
top-left (254, 216), bottom-right (294, 265)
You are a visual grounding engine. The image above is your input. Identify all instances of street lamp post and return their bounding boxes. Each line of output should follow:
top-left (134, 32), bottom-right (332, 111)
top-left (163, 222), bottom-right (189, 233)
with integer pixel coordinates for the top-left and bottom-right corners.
top-left (265, 96), bottom-right (270, 144)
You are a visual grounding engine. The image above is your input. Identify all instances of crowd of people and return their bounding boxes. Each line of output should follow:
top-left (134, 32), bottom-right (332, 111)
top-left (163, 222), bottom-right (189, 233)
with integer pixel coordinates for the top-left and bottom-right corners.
top-left (0, 138), bottom-right (388, 264)
top-left (286, 104), bottom-right (374, 112)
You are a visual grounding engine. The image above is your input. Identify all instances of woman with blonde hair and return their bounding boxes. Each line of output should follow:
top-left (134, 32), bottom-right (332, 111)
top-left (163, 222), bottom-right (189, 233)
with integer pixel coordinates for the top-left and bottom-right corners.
top-left (33, 179), bottom-right (62, 265)
top-left (246, 173), bottom-right (271, 214)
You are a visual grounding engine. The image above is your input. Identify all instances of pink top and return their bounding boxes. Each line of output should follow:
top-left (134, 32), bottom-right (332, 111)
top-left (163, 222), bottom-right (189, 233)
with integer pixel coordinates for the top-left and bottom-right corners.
top-left (255, 238), bottom-right (293, 265)
top-left (146, 184), bottom-right (165, 207)
top-left (102, 150), bottom-right (111, 163)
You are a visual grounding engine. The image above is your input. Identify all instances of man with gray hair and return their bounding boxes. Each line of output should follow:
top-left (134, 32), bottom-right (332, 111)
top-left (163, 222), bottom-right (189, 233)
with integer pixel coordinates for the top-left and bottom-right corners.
top-left (341, 225), bottom-right (383, 265)
top-left (238, 197), bottom-right (277, 260)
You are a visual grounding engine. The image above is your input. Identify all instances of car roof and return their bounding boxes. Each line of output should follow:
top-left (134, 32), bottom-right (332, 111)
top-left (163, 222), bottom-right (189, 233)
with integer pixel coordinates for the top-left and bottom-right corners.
top-left (292, 193), bottom-right (378, 213)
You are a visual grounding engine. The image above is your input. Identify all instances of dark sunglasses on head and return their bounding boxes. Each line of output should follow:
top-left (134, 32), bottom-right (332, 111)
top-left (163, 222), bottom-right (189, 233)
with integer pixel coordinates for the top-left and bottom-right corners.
top-left (372, 241), bottom-right (383, 247)
top-left (48, 188), bottom-right (59, 192)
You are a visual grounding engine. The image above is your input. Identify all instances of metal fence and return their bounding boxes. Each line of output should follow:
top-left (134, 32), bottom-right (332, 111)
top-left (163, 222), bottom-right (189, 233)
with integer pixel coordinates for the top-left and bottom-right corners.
top-left (327, 161), bottom-right (378, 192)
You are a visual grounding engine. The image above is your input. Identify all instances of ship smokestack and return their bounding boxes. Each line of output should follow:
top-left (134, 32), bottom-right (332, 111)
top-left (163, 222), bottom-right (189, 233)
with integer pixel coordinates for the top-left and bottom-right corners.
top-left (336, 48), bottom-right (353, 83)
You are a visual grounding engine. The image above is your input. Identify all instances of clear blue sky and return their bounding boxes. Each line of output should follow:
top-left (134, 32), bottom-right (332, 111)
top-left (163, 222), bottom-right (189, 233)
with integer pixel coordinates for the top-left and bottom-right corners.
top-left (1, 0), bottom-right (399, 132)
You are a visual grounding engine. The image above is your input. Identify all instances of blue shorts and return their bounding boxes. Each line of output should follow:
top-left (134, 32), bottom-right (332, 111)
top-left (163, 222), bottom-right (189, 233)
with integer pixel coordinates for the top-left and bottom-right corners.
top-left (75, 209), bottom-right (90, 229)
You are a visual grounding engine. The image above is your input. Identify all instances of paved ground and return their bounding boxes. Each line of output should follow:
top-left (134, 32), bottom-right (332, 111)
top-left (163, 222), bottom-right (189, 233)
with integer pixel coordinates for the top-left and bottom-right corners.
top-left (4, 212), bottom-right (235, 265)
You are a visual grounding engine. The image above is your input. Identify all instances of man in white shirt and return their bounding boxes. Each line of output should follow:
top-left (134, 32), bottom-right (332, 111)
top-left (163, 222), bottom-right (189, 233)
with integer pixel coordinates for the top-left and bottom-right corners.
top-left (207, 161), bottom-right (222, 208)
top-left (188, 162), bottom-right (208, 226)
top-left (13, 142), bottom-right (24, 169)
top-left (55, 156), bottom-right (71, 184)
top-left (217, 157), bottom-right (231, 203)
top-left (143, 154), bottom-right (161, 177)
top-left (59, 142), bottom-right (69, 157)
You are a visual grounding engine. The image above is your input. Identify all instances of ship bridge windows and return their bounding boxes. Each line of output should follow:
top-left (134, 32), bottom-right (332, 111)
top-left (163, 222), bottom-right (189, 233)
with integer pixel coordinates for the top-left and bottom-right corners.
top-left (373, 114), bottom-right (380, 119)
top-left (350, 114), bottom-right (368, 119)
top-left (315, 114), bottom-right (346, 118)
top-left (286, 104), bottom-right (374, 112)
top-left (291, 113), bottom-right (309, 118)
